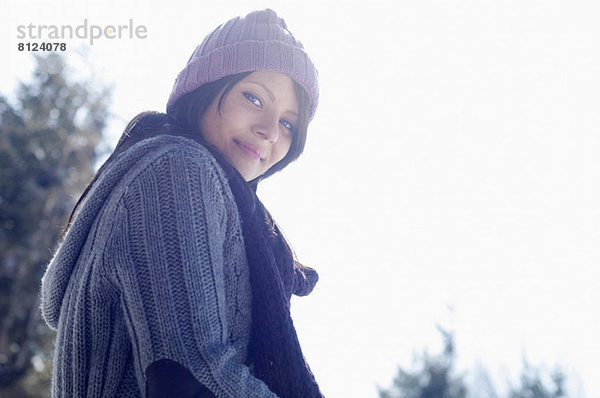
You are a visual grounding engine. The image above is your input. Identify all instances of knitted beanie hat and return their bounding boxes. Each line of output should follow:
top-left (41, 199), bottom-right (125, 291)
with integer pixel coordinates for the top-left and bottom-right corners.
top-left (166, 9), bottom-right (319, 120)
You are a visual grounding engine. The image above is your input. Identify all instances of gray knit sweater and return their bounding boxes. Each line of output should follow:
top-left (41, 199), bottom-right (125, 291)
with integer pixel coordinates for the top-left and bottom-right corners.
top-left (41, 136), bottom-right (278, 397)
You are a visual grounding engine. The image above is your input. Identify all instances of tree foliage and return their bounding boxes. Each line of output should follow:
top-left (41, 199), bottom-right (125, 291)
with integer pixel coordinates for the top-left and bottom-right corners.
top-left (379, 327), bottom-right (570, 398)
top-left (379, 327), bottom-right (467, 398)
top-left (508, 362), bottom-right (565, 398)
top-left (0, 52), bottom-right (111, 397)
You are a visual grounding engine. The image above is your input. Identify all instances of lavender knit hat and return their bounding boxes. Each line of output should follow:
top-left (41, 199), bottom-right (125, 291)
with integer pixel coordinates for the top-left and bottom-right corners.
top-left (166, 9), bottom-right (319, 120)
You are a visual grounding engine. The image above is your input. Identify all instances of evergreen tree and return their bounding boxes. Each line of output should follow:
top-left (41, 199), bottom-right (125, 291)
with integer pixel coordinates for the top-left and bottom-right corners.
top-left (0, 52), bottom-right (111, 397)
top-left (379, 327), bottom-right (468, 398)
top-left (509, 361), bottom-right (566, 398)
top-left (379, 328), bottom-right (573, 398)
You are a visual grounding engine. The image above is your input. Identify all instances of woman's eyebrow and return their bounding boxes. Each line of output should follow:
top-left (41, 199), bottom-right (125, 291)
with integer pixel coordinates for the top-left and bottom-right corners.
top-left (246, 81), bottom-right (276, 101)
top-left (245, 81), bottom-right (298, 116)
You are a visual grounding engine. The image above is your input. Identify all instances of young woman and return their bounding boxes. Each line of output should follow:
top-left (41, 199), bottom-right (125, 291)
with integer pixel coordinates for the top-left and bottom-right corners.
top-left (41, 9), bottom-right (323, 397)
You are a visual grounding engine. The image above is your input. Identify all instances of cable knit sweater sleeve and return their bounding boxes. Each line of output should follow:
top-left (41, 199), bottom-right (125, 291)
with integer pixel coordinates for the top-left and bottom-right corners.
top-left (108, 145), bottom-right (277, 397)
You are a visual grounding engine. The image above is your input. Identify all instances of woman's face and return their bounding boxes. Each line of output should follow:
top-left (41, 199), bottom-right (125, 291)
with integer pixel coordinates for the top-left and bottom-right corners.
top-left (199, 70), bottom-right (299, 181)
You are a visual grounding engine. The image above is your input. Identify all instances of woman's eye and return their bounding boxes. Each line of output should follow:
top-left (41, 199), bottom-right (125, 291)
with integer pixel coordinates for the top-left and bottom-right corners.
top-left (280, 119), bottom-right (295, 134)
top-left (243, 92), bottom-right (262, 108)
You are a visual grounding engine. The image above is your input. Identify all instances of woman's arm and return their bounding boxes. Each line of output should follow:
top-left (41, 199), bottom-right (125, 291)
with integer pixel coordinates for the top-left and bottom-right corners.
top-left (110, 146), bottom-right (277, 397)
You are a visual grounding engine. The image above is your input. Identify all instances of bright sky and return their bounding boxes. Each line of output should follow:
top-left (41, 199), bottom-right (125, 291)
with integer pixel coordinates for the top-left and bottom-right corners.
top-left (3, 1), bottom-right (600, 396)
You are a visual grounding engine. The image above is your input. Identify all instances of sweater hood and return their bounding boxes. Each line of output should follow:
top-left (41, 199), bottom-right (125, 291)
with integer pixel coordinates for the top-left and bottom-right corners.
top-left (40, 136), bottom-right (190, 329)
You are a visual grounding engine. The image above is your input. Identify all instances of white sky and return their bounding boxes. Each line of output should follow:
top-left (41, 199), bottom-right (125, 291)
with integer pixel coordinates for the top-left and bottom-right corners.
top-left (3, 0), bottom-right (600, 396)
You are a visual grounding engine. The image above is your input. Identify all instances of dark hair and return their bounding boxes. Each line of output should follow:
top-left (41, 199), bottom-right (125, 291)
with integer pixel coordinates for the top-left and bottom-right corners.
top-left (62, 71), bottom-right (312, 238)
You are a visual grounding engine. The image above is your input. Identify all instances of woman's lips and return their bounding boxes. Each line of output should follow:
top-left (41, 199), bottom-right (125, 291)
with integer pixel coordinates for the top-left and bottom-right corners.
top-left (234, 140), bottom-right (263, 160)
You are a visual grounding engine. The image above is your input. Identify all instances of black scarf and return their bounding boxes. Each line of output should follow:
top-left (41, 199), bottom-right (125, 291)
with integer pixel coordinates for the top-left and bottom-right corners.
top-left (134, 113), bottom-right (323, 397)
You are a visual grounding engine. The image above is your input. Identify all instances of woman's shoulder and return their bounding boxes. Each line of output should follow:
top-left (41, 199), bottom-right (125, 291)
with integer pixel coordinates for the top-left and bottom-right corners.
top-left (122, 135), bottom-right (223, 174)
top-left (105, 135), bottom-right (229, 192)
top-left (83, 134), bottom-right (238, 224)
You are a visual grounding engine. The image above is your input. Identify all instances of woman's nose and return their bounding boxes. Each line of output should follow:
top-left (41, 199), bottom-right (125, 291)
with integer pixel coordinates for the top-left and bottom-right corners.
top-left (254, 115), bottom-right (280, 143)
